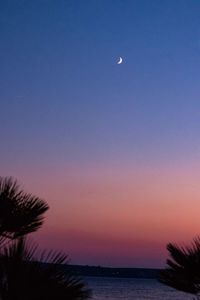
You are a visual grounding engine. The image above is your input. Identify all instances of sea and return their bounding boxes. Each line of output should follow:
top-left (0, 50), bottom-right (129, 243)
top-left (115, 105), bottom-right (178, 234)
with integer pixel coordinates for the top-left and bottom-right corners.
top-left (85, 277), bottom-right (192, 300)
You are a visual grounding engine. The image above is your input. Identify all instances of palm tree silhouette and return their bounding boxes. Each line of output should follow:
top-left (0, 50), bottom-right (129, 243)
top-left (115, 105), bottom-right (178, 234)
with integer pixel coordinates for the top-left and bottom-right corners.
top-left (0, 177), bottom-right (91, 300)
top-left (0, 237), bottom-right (91, 300)
top-left (160, 238), bottom-right (200, 299)
top-left (0, 177), bottom-right (49, 239)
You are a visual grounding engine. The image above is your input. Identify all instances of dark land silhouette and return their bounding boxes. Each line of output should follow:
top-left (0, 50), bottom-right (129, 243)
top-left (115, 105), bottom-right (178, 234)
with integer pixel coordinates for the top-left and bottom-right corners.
top-left (63, 264), bottom-right (160, 279)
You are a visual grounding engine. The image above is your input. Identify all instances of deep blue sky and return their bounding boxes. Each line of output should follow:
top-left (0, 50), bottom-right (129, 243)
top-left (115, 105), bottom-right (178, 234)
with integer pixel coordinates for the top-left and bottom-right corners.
top-left (1, 0), bottom-right (200, 169)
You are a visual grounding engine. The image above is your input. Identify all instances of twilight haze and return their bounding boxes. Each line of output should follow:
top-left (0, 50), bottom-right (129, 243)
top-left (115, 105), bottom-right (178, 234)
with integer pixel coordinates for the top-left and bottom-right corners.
top-left (1, 0), bottom-right (200, 268)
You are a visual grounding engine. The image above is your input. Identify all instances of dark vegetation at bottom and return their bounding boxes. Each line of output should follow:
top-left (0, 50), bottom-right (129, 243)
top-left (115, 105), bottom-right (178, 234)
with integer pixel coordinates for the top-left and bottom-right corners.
top-left (0, 177), bottom-right (91, 300)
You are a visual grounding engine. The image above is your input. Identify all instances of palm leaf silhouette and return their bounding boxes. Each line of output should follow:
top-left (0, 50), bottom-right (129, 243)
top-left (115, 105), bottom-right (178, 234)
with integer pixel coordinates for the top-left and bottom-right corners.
top-left (0, 177), bottom-right (49, 239)
top-left (0, 237), bottom-right (91, 300)
top-left (160, 238), bottom-right (200, 297)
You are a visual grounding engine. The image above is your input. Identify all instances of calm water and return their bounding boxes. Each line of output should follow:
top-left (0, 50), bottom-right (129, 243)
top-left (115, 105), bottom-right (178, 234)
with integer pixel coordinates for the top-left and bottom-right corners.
top-left (85, 277), bottom-right (192, 300)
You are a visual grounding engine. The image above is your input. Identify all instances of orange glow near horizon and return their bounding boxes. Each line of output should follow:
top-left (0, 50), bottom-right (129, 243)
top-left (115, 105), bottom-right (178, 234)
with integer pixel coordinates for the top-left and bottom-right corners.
top-left (5, 160), bottom-right (200, 267)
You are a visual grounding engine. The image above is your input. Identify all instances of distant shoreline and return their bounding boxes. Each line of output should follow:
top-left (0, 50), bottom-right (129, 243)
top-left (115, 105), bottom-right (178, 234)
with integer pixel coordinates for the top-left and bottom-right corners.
top-left (64, 265), bottom-right (161, 279)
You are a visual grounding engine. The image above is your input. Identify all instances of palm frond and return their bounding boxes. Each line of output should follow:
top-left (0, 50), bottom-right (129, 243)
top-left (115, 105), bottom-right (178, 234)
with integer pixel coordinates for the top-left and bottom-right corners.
top-left (167, 243), bottom-right (189, 268)
top-left (0, 237), bottom-right (91, 300)
top-left (0, 177), bottom-right (49, 238)
top-left (160, 268), bottom-right (199, 294)
top-left (160, 238), bottom-right (200, 296)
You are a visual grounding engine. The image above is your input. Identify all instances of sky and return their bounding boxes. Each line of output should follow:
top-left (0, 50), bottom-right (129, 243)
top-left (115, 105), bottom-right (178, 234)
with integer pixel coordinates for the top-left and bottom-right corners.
top-left (1, 0), bottom-right (200, 268)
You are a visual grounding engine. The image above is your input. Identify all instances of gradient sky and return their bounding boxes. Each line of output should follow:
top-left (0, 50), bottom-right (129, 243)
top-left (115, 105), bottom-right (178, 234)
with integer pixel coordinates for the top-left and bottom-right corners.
top-left (1, 0), bottom-right (200, 268)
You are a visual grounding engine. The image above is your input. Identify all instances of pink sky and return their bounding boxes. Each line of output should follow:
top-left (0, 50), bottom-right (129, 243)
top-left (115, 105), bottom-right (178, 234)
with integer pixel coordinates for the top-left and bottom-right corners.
top-left (3, 160), bottom-right (200, 268)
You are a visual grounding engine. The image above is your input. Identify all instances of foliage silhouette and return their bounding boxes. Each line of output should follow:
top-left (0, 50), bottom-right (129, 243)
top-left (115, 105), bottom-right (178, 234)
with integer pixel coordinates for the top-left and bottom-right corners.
top-left (0, 237), bottom-right (91, 300)
top-left (160, 237), bottom-right (200, 299)
top-left (0, 176), bottom-right (91, 299)
top-left (0, 177), bottom-right (49, 239)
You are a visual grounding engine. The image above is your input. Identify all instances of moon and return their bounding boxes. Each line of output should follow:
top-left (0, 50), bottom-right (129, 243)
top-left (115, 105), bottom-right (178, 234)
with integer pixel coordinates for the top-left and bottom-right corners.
top-left (117, 57), bottom-right (123, 64)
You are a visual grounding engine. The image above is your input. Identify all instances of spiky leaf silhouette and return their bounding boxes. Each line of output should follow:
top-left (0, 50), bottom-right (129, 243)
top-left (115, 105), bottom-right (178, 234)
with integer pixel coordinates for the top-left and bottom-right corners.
top-left (160, 238), bottom-right (200, 297)
top-left (0, 177), bottom-right (49, 239)
top-left (0, 237), bottom-right (91, 300)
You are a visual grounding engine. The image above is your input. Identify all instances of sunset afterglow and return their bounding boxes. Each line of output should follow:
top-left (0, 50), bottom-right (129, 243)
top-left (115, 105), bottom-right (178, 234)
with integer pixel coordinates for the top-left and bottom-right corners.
top-left (1, 0), bottom-right (200, 268)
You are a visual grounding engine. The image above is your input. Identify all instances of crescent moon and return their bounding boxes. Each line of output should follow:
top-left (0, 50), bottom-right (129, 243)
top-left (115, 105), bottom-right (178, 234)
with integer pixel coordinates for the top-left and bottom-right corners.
top-left (117, 57), bottom-right (123, 64)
